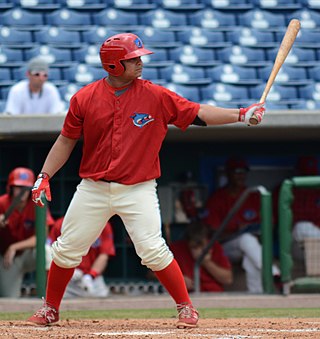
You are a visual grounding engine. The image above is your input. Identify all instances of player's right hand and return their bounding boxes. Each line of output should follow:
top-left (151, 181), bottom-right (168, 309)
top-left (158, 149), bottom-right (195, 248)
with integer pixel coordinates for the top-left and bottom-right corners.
top-left (239, 102), bottom-right (265, 126)
top-left (32, 172), bottom-right (51, 207)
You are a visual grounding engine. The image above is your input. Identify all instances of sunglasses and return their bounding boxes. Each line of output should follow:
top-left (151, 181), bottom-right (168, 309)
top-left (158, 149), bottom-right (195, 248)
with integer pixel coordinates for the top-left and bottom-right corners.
top-left (31, 72), bottom-right (48, 78)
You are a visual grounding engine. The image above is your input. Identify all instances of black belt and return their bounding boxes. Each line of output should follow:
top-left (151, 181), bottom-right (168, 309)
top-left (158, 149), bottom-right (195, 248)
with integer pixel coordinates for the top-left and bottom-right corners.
top-left (100, 179), bottom-right (114, 183)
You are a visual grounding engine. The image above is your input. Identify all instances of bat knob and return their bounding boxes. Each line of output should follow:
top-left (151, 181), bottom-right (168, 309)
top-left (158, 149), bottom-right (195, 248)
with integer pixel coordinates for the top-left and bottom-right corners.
top-left (249, 114), bottom-right (259, 126)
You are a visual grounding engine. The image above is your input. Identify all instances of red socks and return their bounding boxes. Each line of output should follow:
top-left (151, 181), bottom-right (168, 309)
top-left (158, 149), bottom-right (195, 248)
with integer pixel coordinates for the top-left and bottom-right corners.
top-left (46, 261), bottom-right (75, 310)
top-left (154, 259), bottom-right (191, 305)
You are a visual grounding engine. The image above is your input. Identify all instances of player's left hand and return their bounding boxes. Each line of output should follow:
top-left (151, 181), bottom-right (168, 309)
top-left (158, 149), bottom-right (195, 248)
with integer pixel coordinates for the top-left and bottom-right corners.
top-left (239, 102), bottom-right (265, 126)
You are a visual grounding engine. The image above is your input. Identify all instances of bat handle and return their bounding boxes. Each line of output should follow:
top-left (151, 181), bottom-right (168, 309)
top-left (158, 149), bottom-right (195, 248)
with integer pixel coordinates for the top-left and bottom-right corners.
top-left (249, 93), bottom-right (267, 125)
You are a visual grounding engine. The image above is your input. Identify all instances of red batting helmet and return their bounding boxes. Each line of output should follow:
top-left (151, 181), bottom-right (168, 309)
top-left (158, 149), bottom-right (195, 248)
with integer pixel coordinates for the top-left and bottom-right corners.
top-left (7, 167), bottom-right (35, 192)
top-left (100, 33), bottom-right (153, 76)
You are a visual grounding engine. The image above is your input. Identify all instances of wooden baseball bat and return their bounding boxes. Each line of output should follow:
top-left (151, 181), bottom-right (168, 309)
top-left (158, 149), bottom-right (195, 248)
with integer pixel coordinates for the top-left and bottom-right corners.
top-left (249, 19), bottom-right (301, 125)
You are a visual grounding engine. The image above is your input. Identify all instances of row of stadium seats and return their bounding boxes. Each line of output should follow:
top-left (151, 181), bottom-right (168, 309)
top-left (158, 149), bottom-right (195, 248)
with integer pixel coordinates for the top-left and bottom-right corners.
top-left (1, 0), bottom-right (319, 12)
top-left (1, 26), bottom-right (320, 48)
top-left (0, 8), bottom-right (320, 29)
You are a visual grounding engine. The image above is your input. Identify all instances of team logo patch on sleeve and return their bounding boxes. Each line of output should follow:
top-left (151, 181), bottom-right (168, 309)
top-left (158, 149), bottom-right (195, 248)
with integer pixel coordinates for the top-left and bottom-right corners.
top-left (131, 113), bottom-right (154, 128)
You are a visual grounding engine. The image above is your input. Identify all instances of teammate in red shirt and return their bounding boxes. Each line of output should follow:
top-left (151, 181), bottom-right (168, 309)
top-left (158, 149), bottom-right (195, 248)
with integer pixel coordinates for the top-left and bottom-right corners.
top-left (170, 222), bottom-right (232, 292)
top-left (0, 167), bottom-right (54, 297)
top-left (47, 217), bottom-right (115, 298)
top-left (28, 33), bottom-right (265, 328)
top-left (204, 157), bottom-right (279, 293)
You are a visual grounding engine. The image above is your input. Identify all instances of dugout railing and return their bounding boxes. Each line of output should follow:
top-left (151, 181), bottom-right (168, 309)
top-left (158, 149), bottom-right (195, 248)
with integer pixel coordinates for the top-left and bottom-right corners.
top-left (194, 186), bottom-right (274, 294)
top-left (278, 176), bottom-right (320, 295)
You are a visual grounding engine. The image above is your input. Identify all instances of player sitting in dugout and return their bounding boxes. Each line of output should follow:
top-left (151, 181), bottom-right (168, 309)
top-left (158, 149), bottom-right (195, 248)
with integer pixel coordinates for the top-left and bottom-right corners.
top-left (170, 222), bottom-right (233, 292)
top-left (46, 217), bottom-right (115, 298)
top-left (0, 167), bottom-right (54, 298)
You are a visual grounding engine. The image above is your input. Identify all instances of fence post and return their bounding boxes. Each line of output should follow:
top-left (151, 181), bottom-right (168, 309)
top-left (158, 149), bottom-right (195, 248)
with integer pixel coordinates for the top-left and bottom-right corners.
top-left (35, 201), bottom-right (47, 298)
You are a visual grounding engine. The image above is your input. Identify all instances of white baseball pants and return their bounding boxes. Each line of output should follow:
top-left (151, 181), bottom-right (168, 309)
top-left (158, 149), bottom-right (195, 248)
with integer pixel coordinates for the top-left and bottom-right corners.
top-left (51, 179), bottom-right (173, 272)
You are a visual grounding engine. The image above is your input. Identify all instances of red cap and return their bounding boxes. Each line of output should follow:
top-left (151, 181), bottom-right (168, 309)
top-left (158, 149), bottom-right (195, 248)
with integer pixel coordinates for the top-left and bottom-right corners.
top-left (225, 157), bottom-right (249, 172)
top-left (296, 156), bottom-right (318, 175)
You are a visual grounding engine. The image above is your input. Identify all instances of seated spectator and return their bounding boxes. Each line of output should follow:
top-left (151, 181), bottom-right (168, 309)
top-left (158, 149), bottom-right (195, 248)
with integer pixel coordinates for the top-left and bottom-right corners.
top-left (292, 156), bottom-right (320, 244)
top-left (5, 56), bottom-right (64, 115)
top-left (170, 222), bottom-right (233, 292)
top-left (46, 217), bottom-right (115, 298)
top-left (203, 157), bottom-right (280, 293)
top-left (0, 167), bottom-right (54, 297)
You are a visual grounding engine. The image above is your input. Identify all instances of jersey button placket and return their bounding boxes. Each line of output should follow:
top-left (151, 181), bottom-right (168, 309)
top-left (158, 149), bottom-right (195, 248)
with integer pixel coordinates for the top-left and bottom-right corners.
top-left (112, 99), bottom-right (121, 159)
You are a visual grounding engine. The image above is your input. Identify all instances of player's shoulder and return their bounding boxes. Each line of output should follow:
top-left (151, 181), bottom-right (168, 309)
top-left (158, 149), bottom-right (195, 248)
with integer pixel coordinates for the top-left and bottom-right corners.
top-left (9, 80), bottom-right (28, 93)
top-left (136, 78), bottom-right (166, 93)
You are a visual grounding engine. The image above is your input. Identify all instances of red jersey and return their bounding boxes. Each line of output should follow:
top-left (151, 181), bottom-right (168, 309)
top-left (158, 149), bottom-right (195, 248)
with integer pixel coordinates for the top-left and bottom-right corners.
top-left (48, 218), bottom-right (116, 274)
top-left (204, 187), bottom-right (260, 235)
top-left (292, 187), bottom-right (320, 225)
top-left (0, 193), bottom-right (55, 255)
top-left (61, 78), bottom-right (199, 185)
top-left (170, 239), bottom-right (231, 292)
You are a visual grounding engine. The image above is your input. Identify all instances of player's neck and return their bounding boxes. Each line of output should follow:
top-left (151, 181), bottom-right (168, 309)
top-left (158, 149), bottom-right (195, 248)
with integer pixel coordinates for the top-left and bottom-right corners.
top-left (106, 76), bottom-right (134, 89)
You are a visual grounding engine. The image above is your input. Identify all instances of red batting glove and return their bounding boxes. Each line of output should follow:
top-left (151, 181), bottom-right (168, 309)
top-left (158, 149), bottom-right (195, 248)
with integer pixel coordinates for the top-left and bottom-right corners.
top-left (32, 172), bottom-right (51, 207)
top-left (239, 102), bottom-right (265, 126)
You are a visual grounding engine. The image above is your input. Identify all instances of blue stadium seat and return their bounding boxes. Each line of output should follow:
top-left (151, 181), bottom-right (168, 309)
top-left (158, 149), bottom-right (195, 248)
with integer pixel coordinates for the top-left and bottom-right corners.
top-left (92, 8), bottom-right (139, 28)
top-left (73, 45), bottom-right (101, 66)
top-left (200, 99), bottom-right (242, 108)
top-left (0, 100), bottom-right (6, 113)
top-left (81, 27), bottom-right (118, 44)
top-left (217, 46), bottom-right (268, 66)
top-left (45, 9), bottom-right (92, 27)
top-left (62, 64), bottom-right (106, 84)
top-left (0, 68), bottom-right (12, 82)
top-left (227, 28), bottom-right (277, 48)
top-left (155, 0), bottom-right (204, 11)
top-left (258, 64), bottom-right (311, 85)
top-left (140, 9), bottom-right (187, 29)
top-left (159, 64), bottom-right (211, 85)
top-left (25, 45), bottom-right (73, 66)
top-left (267, 46), bottom-right (317, 66)
top-left (239, 9), bottom-right (286, 29)
top-left (0, 86), bottom-right (12, 101)
top-left (165, 83), bottom-right (200, 102)
top-left (290, 100), bottom-right (320, 110)
top-left (203, 0), bottom-right (253, 10)
top-left (132, 27), bottom-right (180, 48)
top-left (188, 9), bottom-right (237, 29)
top-left (58, 83), bottom-right (81, 103)
top-left (265, 102), bottom-right (289, 110)
top-left (0, 27), bottom-right (33, 47)
top-left (141, 67), bottom-right (163, 84)
top-left (201, 83), bottom-right (250, 103)
top-left (34, 27), bottom-right (82, 47)
top-left (111, 0), bottom-right (156, 11)
top-left (287, 9), bottom-right (320, 29)
top-left (308, 66), bottom-right (320, 82)
top-left (57, 0), bottom-right (106, 10)
top-left (300, 0), bottom-right (320, 10)
top-left (176, 27), bottom-right (229, 48)
top-left (250, 84), bottom-right (298, 103)
top-left (13, 0), bottom-right (60, 10)
top-left (169, 46), bottom-right (219, 66)
top-left (206, 64), bottom-right (261, 85)
top-left (299, 83), bottom-right (320, 101)
top-left (0, 47), bottom-right (24, 66)
top-left (251, 0), bottom-right (301, 10)
top-left (141, 48), bottom-right (172, 67)
top-left (0, 8), bottom-right (44, 27)
top-left (286, 29), bottom-right (320, 48)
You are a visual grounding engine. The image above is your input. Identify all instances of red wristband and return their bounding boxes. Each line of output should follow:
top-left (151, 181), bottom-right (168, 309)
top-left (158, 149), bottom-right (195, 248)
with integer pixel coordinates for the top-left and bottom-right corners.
top-left (89, 269), bottom-right (98, 279)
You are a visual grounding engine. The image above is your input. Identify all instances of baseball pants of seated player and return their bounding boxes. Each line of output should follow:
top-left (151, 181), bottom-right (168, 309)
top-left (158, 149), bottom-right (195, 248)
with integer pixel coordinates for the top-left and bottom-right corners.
top-left (50, 179), bottom-right (173, 272)
top-left (0, 248), bottom-right (36, 297)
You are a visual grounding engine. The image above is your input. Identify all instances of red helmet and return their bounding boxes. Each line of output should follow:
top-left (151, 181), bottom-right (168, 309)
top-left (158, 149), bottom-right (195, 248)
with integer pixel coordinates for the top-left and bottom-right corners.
top-left (7, 167), bottom-right (35, 190)
top-left (100, 33), bottom-right (153, 76)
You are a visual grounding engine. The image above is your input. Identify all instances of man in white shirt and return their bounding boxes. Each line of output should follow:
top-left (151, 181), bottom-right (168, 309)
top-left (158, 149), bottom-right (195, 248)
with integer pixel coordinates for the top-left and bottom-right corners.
top-left (5, 56), bottom-right (65, 115)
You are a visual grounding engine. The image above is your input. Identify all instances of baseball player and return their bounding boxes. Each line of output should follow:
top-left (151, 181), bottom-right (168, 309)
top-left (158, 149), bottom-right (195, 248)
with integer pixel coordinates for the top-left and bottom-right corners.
top-left (46, 217), bottom-right (115, 298)
top-left (28, 33), bottom-right (265, 328)
top-left (0, 167), bottom-right (54, 297)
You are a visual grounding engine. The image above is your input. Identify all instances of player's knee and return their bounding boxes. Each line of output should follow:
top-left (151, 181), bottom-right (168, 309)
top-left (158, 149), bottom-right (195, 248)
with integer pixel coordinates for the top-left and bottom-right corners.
top-left (136, 238), bottom-right (173, 271)
top-left (51, 240), bottom-right (82, 268)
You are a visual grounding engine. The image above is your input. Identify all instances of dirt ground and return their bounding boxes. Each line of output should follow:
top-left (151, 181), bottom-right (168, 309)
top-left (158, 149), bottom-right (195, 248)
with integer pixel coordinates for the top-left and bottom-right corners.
top-left (1, 318), bottom-right (320, 338)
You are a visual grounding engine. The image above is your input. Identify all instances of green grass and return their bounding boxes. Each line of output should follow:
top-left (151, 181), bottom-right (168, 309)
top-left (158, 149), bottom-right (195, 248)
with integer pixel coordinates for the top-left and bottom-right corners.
top-left (1, 308), bottom-right (320, 321)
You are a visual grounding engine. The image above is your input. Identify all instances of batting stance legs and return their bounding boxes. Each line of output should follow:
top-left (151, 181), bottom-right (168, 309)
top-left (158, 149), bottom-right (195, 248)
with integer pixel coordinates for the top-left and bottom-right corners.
top-left (42, 179), bottom-right (196, 327)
